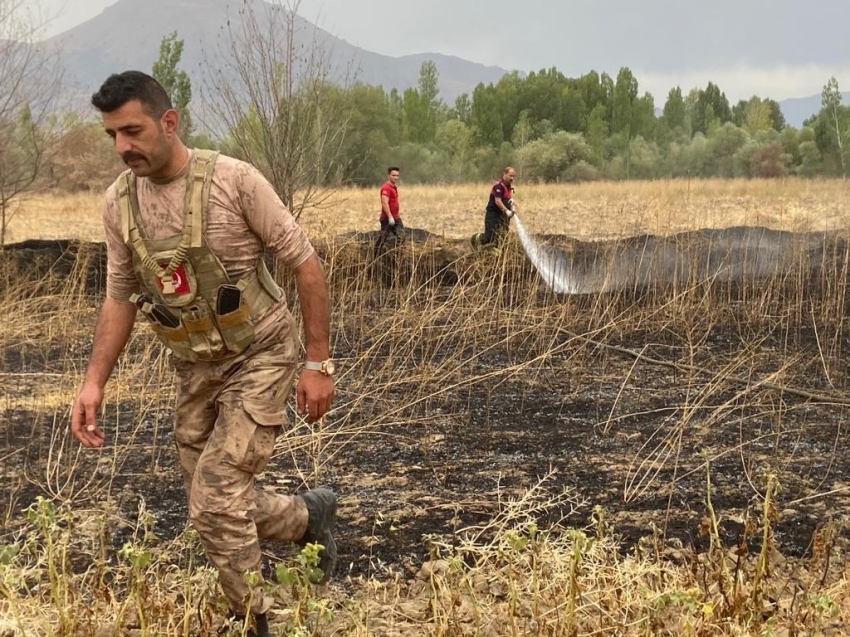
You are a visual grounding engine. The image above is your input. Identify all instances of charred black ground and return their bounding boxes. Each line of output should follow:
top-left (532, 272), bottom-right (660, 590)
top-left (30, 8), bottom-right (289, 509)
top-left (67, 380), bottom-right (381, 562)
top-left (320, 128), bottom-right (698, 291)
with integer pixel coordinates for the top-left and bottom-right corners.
top-left (3, 230), bottom-right (850, 589)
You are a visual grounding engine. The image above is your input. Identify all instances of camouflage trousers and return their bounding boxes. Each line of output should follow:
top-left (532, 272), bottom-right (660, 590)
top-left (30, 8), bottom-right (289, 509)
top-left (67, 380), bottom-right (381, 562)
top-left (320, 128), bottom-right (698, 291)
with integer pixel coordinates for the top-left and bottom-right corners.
top-left (173, 309), bottom-right (308, 615)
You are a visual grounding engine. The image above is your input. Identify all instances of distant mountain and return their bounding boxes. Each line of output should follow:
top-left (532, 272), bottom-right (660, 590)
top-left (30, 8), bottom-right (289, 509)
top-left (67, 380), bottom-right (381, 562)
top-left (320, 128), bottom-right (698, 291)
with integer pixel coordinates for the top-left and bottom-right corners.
top-left (47, 0), bottom-right (509, 110)
top-left (779, 92), bottom-right (850, 128)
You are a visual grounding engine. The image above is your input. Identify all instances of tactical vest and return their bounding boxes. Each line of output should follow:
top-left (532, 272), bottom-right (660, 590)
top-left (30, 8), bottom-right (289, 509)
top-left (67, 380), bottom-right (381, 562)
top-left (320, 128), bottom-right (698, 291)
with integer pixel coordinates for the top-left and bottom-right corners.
top-left (118, 150), bottom-right (283, 362)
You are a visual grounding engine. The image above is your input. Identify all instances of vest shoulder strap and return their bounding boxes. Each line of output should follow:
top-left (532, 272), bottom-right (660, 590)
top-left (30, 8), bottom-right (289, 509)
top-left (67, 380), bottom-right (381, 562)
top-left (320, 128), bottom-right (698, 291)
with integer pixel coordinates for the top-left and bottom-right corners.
top-left (119, 150), bottom-right (220, 280)
top-left (187, 150), bottom-right (219, 247)
top-left (118, 169), bottom-right (137, 244)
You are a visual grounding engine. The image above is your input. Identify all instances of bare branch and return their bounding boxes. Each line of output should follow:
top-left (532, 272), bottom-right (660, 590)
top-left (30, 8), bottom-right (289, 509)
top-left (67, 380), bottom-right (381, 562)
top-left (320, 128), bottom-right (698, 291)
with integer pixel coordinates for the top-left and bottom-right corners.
top-left (199, 0), bottom-right (354, 220)
top-left (0, 0), bottom-right (64, 245)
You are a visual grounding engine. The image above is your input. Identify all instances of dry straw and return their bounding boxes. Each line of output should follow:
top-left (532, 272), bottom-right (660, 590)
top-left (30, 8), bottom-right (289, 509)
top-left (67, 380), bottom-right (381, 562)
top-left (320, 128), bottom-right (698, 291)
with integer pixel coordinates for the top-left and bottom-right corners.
top-left (2, 179), bottom-right (850, 635)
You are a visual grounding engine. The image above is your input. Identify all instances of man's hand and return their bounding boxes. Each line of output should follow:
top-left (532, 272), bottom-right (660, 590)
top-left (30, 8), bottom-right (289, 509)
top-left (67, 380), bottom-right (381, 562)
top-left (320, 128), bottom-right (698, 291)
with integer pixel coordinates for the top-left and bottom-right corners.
top-left (293, 254), bottom-right (332, 421)
top-left (296, 370), bottom-right (334, 422)
top-left (388, 216), bottom-right (396, 227)
top-left (70, 297), bottom-right (136, 448)
top-left (71, 382), bottom-right (106, 448)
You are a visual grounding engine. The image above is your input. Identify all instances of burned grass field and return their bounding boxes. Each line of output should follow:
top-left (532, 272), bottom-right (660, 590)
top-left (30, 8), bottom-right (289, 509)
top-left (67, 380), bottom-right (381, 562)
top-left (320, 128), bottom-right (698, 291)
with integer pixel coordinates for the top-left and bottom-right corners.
top-left (2, 223), bottom-right (850, 635)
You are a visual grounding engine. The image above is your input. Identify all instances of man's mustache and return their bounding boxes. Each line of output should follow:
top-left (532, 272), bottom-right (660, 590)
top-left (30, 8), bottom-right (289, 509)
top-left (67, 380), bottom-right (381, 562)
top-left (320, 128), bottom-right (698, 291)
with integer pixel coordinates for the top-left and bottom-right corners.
top-left (122, 152), bottom-right (146, 164)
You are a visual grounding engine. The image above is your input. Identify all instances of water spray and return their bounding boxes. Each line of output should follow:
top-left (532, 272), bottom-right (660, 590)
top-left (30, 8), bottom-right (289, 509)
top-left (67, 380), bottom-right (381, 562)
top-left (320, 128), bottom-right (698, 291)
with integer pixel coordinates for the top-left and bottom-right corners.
top-left (512, 215), bottom-right (582, 294)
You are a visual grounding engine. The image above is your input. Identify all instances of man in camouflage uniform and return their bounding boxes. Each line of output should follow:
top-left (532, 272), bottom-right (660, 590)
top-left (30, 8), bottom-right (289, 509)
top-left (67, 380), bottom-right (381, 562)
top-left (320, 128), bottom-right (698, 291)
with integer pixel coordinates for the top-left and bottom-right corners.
top-left (71, 71), bottom-right (337, 637)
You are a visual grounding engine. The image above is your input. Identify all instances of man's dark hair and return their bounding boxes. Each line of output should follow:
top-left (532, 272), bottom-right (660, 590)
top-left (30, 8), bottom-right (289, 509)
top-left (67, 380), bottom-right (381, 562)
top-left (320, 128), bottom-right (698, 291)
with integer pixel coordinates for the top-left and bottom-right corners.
top-left (387, 166), bottom-right (400, 174)
top-left (91, 71), bottom-right (173, 117)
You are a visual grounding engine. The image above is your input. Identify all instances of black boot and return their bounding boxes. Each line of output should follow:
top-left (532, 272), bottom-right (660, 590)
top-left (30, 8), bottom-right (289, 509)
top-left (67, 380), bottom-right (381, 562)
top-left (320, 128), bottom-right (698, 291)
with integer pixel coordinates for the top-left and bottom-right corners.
top-left (227, 612), bottom-right (270, 637)
top-left (298, 488), bottom-right (338, 584)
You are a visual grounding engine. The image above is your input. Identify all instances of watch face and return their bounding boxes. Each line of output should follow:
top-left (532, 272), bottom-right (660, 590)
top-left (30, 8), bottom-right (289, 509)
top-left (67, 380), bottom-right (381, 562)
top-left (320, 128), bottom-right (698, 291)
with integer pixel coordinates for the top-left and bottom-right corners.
top-left (324, 360), bottom-right (336, 375)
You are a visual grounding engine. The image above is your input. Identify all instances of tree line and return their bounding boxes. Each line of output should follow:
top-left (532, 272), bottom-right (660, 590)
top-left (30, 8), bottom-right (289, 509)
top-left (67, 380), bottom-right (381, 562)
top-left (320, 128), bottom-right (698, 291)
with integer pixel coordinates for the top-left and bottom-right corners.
top-left (316, 63), bottom-right (847, 185)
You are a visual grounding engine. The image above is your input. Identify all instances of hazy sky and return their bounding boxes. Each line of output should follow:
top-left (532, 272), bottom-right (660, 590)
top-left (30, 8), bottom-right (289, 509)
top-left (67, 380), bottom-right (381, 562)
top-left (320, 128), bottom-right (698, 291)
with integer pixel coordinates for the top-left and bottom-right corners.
top-left (28, 0), bottom-right (850, 102)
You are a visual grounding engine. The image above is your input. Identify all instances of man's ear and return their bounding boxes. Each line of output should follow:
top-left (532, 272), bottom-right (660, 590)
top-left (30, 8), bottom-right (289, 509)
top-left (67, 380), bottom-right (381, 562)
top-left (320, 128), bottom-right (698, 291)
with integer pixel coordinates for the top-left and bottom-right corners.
top-left (161, 109), bottom-right (180, 137)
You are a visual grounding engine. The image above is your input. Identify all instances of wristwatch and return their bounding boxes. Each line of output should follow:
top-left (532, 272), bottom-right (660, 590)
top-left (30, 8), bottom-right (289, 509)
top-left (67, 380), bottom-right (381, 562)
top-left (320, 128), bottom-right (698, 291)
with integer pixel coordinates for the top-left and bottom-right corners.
top-left (304, 359), bottom-right (336, 376)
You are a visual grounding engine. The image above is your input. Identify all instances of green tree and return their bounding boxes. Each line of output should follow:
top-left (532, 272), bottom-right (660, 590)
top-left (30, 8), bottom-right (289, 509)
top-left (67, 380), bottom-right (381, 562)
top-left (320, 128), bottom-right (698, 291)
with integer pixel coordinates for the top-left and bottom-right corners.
top-left (705, 122), bottom-right (749, 176)
top-left (436, 119), bottom-right (473, 181)
top-left (388, 88), bottom-right (404, 129)
top-left (470, 82), bottom-right (503, 146)
top-left (402, 61), bottom-right (442, 144)
top-left (611, 67), bottom-right (638, 135)
top-left (820, 76), bottom-right (848, 177)
top-left (338, 84), bottom-right (400, 184)
top-left (418, 60), bottom-right (440, 107)
top-left (402, 88), bottom-right (428, 143)
top-left (453, 93), bottom-right (471, 124)
top-left (492, 71), bottom-right (523, 141)
top-left (559, 86), bottom-right (588, 133)
top-left (152, 31), bottom-right (193, 139)
top-left (732, 96), bottom-right (781, 135)
top-left (661, 87), bottom-right (686, 133)
top-left (693, 82), bottom-right (732, 135)
top-left (608, 136), bottom-right (660, 180)
top-left (516, 131), bottom-right (593, 183)
top-left (611, 67), bottom-right (640, 176)
top-left (766, 99), bottom-right (786, 131)
top-left (513, 68), bottom-right (567, 133)
top-left (704, 104), bottom-right (720, 136)
top-left (778, 126), bottom-right (804, 167)
top-left (744, 97), bottom-right (771, 134)
top-left (632, 93), bottom-right (656, 140)
top-left (574, 70), bottom-right (610, 117)
top-left (600, 72), bottom-right (616, 122)
top-left (511, 110), bottom-right (535, 147)
top-left (511, 110), bottom-right (535, 174)
top-left (683, 88), bottom-right (700, 138)
top-left (798, 138), bottom-right (823, 176)
top-left (585, 104), bottom-right (609, 162)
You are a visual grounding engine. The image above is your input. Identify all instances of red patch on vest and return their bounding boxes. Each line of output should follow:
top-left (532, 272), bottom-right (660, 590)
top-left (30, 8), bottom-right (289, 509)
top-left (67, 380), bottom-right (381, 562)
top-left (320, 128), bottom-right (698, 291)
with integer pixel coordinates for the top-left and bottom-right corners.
top-left (157, 263), bottom-right (190, 295)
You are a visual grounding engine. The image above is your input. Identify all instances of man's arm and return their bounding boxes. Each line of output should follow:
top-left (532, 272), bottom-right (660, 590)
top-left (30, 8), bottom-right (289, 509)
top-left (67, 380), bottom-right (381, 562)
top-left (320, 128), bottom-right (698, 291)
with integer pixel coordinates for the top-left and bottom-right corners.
top-left (71, 298), bottom-right (137, 447)
top-left (234, 161), bottom-right (334, 421)
top-left (293, 253), bottom-right (334, 422)
top-left (381, 192), bottom-right (395, 225)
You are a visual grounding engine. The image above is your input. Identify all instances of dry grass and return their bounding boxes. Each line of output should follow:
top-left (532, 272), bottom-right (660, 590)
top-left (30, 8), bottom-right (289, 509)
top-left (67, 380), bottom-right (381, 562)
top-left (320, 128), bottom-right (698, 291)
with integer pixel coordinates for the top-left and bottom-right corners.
top-left (5, 192), bottom-right (105, 244)
top-left (8, 178), bottom-right (850, 245)
top-left (320, 178), bottom-right (850, 240)
top-left (2, 179), bottom-right (850, 635)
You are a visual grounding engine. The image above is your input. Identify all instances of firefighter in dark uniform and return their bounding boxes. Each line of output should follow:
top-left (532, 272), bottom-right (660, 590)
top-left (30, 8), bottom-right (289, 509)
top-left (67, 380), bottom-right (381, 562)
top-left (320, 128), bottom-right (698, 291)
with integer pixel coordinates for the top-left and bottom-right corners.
top-left (471, 166), bottom-right (516, 251)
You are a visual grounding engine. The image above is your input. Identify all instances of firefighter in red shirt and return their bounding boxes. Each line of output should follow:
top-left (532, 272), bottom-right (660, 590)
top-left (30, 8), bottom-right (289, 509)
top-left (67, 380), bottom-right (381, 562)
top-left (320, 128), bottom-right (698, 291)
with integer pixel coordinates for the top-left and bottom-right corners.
top-left (471, 167), bottom-right (516, 251)
top-left (378, 166), bottom-right (403, 243)
top-left (374, 166), bottom-right (403, 257)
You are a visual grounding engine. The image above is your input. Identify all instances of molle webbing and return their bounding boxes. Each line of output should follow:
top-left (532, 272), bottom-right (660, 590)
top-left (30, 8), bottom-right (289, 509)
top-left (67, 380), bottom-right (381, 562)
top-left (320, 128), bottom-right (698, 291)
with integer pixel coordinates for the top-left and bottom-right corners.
top-left (117, 150), bottom-right (285, 360)
top-left (119, 150), bottom-right (218, 287)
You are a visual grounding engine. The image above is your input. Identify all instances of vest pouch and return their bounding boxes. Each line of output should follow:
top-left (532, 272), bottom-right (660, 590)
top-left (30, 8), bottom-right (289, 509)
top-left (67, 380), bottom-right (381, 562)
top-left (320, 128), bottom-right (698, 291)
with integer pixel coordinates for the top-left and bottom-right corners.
top-left (181, 299), bottom-right (227, 359)
top-left (150, 322), bottom-right (197, 361)
top-left (214, 284), bottom-right (255, 354)
top-left (132, 293), bottom-right (197, 361)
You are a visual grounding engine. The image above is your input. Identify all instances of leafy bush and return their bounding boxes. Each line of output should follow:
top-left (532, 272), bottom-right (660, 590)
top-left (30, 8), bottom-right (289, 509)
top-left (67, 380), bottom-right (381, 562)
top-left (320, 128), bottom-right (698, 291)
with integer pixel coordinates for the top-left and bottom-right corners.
top-left (516, 131), bottom-right (594, 183)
